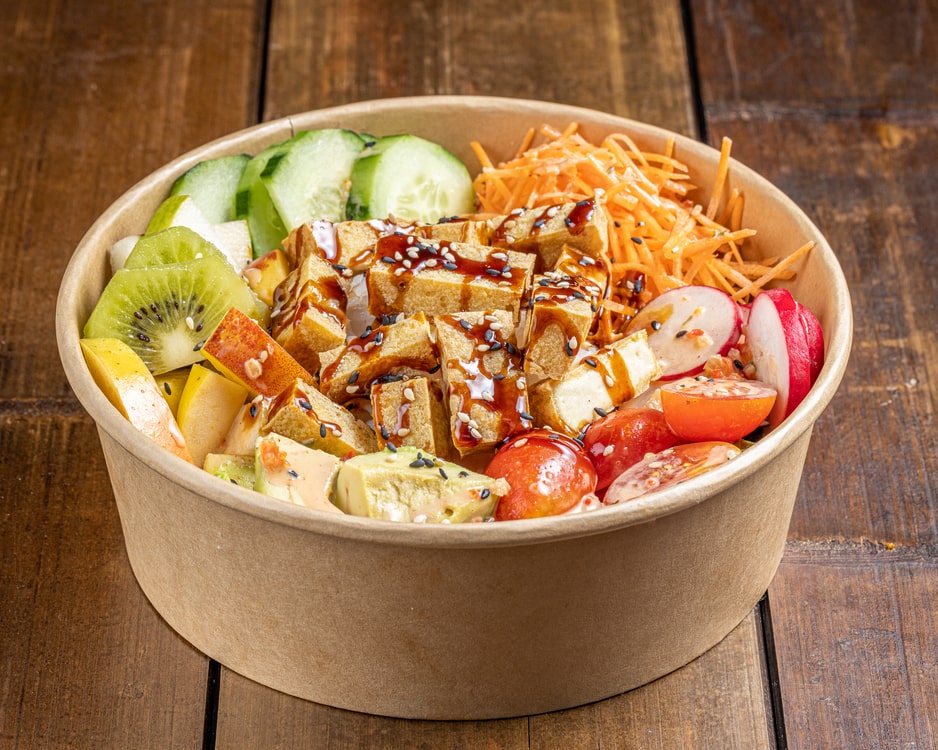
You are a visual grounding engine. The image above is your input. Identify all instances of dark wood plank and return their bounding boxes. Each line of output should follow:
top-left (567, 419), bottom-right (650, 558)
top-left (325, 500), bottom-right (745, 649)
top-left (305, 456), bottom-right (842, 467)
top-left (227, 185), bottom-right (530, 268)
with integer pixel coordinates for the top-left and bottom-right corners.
top-left (0, 414), bottom-right (207, 747)
top-left (771, 543), bottom-right (938, 749)
top-left (692, 0), bottom-right (938, 546)
top-left (263, 0), bottom-right (697, 135)
top-left (0, 0), bottom-right (261, 400)
top-left (214, 609), bottom-right (775, 749)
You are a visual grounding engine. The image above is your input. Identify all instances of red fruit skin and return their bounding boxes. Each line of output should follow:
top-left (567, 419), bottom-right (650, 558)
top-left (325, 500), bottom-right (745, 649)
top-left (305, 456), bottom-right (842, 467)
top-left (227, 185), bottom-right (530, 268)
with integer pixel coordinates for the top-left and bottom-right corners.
top-left (747, 288), bottom-right (812, 429)
top-left (796, 301), bottom-right (825, 383)
top-left (486, 429), bottom-right (598, 521)
top-left (582, 407), bottom-right (682, 490)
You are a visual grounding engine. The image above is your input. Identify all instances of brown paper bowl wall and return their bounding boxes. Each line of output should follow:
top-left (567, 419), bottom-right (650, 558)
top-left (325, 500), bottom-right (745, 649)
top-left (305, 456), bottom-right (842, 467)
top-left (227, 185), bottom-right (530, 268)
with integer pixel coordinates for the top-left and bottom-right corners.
top-left (56, 96), bottom-right (852, 720)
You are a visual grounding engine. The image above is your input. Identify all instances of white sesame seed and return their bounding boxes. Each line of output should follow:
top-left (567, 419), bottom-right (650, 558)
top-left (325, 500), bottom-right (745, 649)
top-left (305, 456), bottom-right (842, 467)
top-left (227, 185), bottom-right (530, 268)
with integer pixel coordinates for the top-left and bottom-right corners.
top-left (469, 427), bottom-right (483, 440)
top-left (457, 411), bottom-right (470, 423)
top-left (476, 344), bottom-right (490, 352)
top-left (397, 427), bottom-right (410, 437)
top-left (346, 385), bottom-right (360, 394)
top-left (488, 321), bottom-right (503, 330)
top-left (605, 375), bottom-right (615, 388)
top-left (602, 444), bottom-right (615, 457)
top-left (244, 358), bottom-right (262, 379)
top-left (567, 336), bottom-right (578, 350)
top-left (403, 387), bottom-right (416, 402)
top-left (185, 316), bottom-right (195, 330)
top-left (258, 349), bottom-right (269, 363)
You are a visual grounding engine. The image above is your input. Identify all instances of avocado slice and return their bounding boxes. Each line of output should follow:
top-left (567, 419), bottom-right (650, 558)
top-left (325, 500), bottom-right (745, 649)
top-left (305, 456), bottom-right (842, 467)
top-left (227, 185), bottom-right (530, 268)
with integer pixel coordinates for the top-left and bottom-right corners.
top-left (204, 453), bottom-right (256, 490)
top-left (333, 446), bottom-right (505, 523)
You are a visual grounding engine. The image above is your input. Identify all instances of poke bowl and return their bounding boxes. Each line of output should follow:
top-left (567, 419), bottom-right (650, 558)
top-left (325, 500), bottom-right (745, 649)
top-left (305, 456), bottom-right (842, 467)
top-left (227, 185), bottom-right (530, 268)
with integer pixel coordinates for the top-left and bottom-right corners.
top-left (55, 95), bottom-right (851, 719)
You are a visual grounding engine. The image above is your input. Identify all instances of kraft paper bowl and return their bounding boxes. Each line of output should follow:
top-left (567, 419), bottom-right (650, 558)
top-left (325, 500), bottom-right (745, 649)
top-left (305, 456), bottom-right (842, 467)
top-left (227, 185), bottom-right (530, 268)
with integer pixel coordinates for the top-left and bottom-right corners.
top-left (56, 96), bottom-right (852, 719)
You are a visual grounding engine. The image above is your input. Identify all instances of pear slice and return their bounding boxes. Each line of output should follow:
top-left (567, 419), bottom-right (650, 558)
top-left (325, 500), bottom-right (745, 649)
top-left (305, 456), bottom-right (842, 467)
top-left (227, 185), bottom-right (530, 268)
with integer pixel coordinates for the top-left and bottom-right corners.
top-left (176, 363), bottom-right (250, 467)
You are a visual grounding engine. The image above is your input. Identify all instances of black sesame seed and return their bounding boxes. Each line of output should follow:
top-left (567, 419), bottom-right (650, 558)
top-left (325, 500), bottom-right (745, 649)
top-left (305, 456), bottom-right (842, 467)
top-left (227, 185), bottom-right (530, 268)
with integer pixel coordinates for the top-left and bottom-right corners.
top-left (459, 470), bottom-right (469, 478)
top-left (733, 359), bottom-right (745, 370)
top-left (348, 370), bottom-right (360, 384)
top-left (564, 217), bottom-right (574, 227)
top-left (520, 411), bottom-right (534, 422)
top-left (651, 320), bottom-right (662, 331)
top-left (163, 382), bottom-right (172, 395)
top-left (332, 263), bottom-right (347, 272)
top-left (480, 488), bottom-right (491, 500)
top-left (373, 331), bottom-right (384, 345)
top-left (439, 467), bottom-right (449, 480)
top-left (409, 459), bottom-right (425, 469)
top-left (584, 357), bottom-right (598, 368)
top-left (428, 364), bottom-right (441, 374)
top-left (423, 458), bottom-right (435, 468)
top-left (360, 326), bottom-right (373, 339)
top-left (319, 424), bottom-right (327, 438)
top-left (287, 469), bottom-right (299, 478)
top-left (489, 342), bottom-right (502, 351)
top-left (675, 330), bottom-right (688, 338)
top-left (299, 399), bottom-right (312, 411)
top-left (192, 341), bottom-right (203, 351)
top-left (594, 407), bottom-right (608, 417)
top-left (483, 328), bottom-right (495, 343)
top-left (443, 262), bottom-right (458, 270)
top-left (565, 341), bottom-right (574, 356)
top-left (631, 237), bottom-right (643, 244)
top-left (614, 221), bottom-right (622, 228)
top-left (249, 403), bottom-right (258, 418)
top-left (380, 425), bottom-right (390, 440)
top-left (459, 319), bottom-right (472, 330)
top-left (485, 268), bottom-right (501, 277)
top-left (386, 442), bottom-right (397, 452)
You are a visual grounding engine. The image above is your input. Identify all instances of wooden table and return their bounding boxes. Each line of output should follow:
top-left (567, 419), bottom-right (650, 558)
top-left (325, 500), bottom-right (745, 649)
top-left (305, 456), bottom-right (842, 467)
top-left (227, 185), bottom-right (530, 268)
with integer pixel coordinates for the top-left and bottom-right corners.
top-left (2, 1), bottom-right (935, 747)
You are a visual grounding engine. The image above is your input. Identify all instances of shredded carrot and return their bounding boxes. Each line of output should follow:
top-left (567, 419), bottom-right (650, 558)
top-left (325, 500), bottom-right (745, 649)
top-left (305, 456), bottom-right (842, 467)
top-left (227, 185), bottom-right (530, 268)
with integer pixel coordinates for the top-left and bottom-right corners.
top-left (470, 124), bottom-right (812, 342)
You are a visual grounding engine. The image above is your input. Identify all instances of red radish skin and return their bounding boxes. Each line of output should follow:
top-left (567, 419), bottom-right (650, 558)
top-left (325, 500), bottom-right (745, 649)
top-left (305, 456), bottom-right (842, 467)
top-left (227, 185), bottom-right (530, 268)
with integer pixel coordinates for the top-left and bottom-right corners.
top-left (796, 301), bottom-right (825, 382)
top-left (626, 285), bottom-right (742, 379)
top-left (747, 288), bottom-right (812, 429)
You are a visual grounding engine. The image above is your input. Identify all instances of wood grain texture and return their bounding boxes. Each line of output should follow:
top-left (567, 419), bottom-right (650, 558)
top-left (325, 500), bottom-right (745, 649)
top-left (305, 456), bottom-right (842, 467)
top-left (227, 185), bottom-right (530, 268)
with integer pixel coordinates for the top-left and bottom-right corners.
top-left (0, 415), bottom-right (207, 748)
top-left (692, 0), bottom-right (938, 545)
top-left (0, 0), bottom-right (261, 400)
top-left (771, 543), bottom-right (938, 749)
top-left (214, 609), bottom-right (774, 749)
top-left (263, 0), bottom-right (696, 135)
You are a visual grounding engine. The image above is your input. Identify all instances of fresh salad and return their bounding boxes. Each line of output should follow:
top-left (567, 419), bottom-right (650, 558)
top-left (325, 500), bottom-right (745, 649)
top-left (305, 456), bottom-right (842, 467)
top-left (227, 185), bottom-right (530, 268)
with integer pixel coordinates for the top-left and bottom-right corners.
top-left (79, 122), bottom-right (824, 523)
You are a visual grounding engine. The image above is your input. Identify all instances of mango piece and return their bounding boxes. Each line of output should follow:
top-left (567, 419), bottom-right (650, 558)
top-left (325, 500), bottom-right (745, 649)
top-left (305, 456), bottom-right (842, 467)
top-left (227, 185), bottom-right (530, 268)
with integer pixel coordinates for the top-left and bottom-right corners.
top-left (242, 248), bottom-right (291, 307)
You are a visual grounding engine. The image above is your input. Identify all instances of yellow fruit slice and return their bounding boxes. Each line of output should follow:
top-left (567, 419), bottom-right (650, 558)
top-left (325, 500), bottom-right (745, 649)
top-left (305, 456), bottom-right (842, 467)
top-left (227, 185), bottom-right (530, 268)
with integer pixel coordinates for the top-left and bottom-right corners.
top-left (176, 363), bottom-right (250, 467)
top-left (79, 338), bottom-right (192, 463)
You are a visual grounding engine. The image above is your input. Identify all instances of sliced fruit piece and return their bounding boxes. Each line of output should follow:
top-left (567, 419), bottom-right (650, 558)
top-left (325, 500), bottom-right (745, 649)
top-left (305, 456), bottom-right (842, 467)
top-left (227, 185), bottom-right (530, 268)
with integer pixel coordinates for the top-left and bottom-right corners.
top-left (108, 235), bottom-right (140, 273)
top-left (204, 453), bottom-right (255, 489)
top-left (154, 367), bottom-right (191, 416)
top-left (485, 429), bottom-right (598, 520)
top-left (175, 363), bottom-right (250, 466)
top-left (211, 219), bottom-right (253, 271)
top-left (200, 307), bottom-right (316, 398)
top-left (625, 285), bottom-right (742, 379)
top-left (123, 225), bottom-right (227, 269)
top-left (334, 446), bottom-right (503, 523)
top-left (235, 141), bottom-right (291, 257)
top-left (79, 338), bottom-right (192, 462)
top-left (659, 376), bottom-right (777, 443)
top-left (347, 134), bottom-right (475, 223)
top-left (746, 287), bottom-right (812, 429)
top-left (604, 441), bottom-right (741, 505)
top-left (254, 433), bottom-right (343, 513)
top-left (218, 395), bottom-right (270, 455)
top-left (169, 153), bottom-right (251, 224)
top-left (260, 128), bottom-right (365, 230)
top-left (83, 247), bottom-right (262, 375)
top-left (582, 407), bottom-right (681, 490)
top-left (145, 195), bottom-right (250, 271)
top-left (241, 248), bottom-right (291, 307)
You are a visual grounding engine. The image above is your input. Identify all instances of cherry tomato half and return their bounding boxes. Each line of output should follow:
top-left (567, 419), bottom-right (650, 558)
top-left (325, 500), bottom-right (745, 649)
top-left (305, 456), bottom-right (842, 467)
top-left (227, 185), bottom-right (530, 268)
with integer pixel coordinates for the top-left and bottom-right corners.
top-left (604, 441), bottom-right (741, 505)
top-left (582, 407), bottom-right (682, 490)
top-left (659, 376), bottom-right (777, 442)
top-left (486, 429), bottom-right (597, 520)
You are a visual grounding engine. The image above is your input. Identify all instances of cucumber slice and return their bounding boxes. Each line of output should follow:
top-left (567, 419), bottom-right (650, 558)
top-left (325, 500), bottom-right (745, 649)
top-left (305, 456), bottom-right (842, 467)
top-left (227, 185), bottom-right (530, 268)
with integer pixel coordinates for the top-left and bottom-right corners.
top-left (347, 134), bottom-right (475, 223)
top-left (235, 142), bottom-right (290, 258)
top-left (169, 153), bottom-right (250, 223)
top-left (260, 128), bottom-right (365, 230)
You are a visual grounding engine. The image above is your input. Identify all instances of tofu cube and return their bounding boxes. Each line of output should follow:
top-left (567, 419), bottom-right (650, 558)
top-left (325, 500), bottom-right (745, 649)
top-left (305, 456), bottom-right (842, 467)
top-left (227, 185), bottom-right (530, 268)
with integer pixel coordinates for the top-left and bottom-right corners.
top-left (366, 234), bottom-right (535, 322)
top-left (528, 330), bottom-right (661, 436)
top-left (434, 310), bottom-right (532, 456)
top-left (283, 218), bottom-right (417, 273)
top-left (552, 245), bottom-right (609, 298)
top-left (270, 253), bottom-right (350, 374)
top-left (416, 217), bottom-right (491, 245)
top-left (317, 312), bottom-right (438, 404)
top-left (522, 273), bottom-right (597, 380)
top-left (263, 378), bottom-right (378, 458)
top-left (487, 198), bottom-right (608, 269)
top-left (371, 376), bottom-right (452, 458)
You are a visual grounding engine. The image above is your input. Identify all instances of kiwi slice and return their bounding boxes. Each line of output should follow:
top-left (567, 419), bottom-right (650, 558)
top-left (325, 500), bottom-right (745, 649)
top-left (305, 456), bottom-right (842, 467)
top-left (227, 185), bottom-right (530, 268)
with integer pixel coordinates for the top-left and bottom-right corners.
top-left (83, 251), bottom-right (261, 375)
top-left (124, 226), bottom-right (227, 269)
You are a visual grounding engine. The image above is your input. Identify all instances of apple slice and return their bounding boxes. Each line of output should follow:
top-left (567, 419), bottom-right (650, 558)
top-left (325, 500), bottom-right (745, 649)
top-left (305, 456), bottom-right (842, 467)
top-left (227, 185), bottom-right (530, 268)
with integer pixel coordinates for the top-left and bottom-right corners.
top-left (746, 288), bottom-right (812, 429)
top-left (201, 307), bottom-right (316, 398)
top-left (796, 301), bottom-right (825, 383)
top-left (79, 338), bottom-right (192, 463)
top-left (625, 285), bottom-right (742, 379)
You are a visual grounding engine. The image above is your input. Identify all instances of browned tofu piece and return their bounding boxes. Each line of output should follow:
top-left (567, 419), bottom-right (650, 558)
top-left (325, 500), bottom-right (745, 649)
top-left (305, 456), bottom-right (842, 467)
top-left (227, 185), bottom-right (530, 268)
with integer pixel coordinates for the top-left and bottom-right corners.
top-left (415, 217), bottom-right (490, 245)
top-left (434, 310), bottom-right (532, 456)
top-left (487, 198), bottom-right (608, 269)
top-left (371, 376), bottom-right (452, 458)
top-left (528, 330), bottom-right (661, 436)
top-left (282, 218), bottom-right (418, 274)
top-left (263, 378), bottom-right (378, 458)
top-left (522, 273), bottom-right (597, 380)
top-left (318, 312), bottom-right (438, 404)
top-left (552, 245), bottom-right (609, 297)
top-left (270, 253), bottom-right (350, 374)
top-left (366, 234), bottom-right (535, 322)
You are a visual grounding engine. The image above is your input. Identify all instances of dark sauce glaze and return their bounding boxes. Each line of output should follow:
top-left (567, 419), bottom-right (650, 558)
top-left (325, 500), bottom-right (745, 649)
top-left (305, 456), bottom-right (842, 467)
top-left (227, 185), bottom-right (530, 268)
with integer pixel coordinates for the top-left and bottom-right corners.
top-left (437, 313), bottom-right (531, 450)
top-left (489, 198), bottom-right (596, 246)
top-left (368, 234), bottom-right (529, 312)
top-left (271, 270), bottom-right (348, 340)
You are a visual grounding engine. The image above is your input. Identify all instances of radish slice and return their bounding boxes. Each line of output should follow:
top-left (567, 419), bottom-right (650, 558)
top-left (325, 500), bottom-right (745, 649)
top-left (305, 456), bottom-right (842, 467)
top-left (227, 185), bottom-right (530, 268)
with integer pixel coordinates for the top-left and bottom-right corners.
top-left (796, 301), bottom-right (825, 383)
top-left (747, 288), bottom-right (812, 429)
top-left (625, 285), bottom-right (742, 379)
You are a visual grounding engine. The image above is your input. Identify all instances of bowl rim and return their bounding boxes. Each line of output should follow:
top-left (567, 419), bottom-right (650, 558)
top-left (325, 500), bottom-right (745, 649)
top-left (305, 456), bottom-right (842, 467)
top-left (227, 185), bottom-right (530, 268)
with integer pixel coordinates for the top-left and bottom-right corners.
top-left (55, 94), bottom-right (853, 549)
